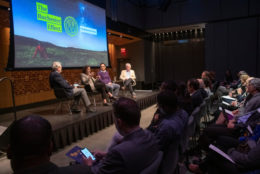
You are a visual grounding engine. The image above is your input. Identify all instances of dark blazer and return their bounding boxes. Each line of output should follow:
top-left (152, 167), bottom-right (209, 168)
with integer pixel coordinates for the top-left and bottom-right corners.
top-left (49, 71), bottom-right (73, 97)
top-left (191, 90), bottom-right (204, 108)
top-left (95, 128), bottom-right (159, 174)
top-left (229, 141), bottom-right (260, 171)
top-left (199, 88), bottom-right (208, 99)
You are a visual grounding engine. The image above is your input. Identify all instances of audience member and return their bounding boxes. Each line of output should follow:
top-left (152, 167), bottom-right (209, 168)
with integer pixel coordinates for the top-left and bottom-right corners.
top-left (119, 63), bottom-right (137, 99)
top-left (81, 66), bottom-right (111, 106)
top-left (49, 61), bottom-right (95, 113)
top-left (85, 97), bottom-right (160, 174)
top-left (224, 69), bottom-right (234, 85)
top-left (97, 63), bottom-right (120, 99)
top-left (203, 77), bottom-right (213, 96)
top-left (149, 90), bottom-right (188, 152)
top-left (199, 78), bottom-right (260, 151)
top-left (7, 115), bottom-right (91, 174)
top-left (187, 78), bottom-right (204, 108)
top-left (197, 78), bottom-right (209, 98)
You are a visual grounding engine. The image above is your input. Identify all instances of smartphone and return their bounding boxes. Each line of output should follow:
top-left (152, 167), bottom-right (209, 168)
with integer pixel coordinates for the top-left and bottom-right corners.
top-left (81, 148), bottom-right (96, 160)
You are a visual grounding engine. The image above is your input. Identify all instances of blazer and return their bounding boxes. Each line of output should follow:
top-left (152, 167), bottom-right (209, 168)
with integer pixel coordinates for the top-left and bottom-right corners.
top-left (94, 128), bottom-right (159, 174)
top-left (49, 71), bottom-right (73, 97)
top-left (80, 73), bottom-right (96, 91)
top-left (191, 90), bottom-right (204, 108)
top-left (120, 70), bottom-right (136, 82)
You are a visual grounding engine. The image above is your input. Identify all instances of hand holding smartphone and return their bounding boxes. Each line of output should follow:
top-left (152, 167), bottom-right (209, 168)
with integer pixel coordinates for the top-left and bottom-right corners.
top-left (81, 147), bottom-right (96, 160)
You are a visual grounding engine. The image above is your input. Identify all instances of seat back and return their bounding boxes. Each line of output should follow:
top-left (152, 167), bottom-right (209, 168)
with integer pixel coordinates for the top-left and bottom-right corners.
top-left (181, 115), bottom-right (195, 153)
top-left (140, 151), bottom-right (163, 174)
top-left (159, 141), bottom-right (180, 174)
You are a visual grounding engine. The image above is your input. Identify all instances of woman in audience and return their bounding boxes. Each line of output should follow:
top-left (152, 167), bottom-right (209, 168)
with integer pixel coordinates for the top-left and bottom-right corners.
top-left (199, 78), bottom-right (260, 151)
top-left (189, 124), bottom-right (260, 174)
top-left (81, 66), bottom-right (111, 106)
top-left (203, 78), bottom-right (212, 96)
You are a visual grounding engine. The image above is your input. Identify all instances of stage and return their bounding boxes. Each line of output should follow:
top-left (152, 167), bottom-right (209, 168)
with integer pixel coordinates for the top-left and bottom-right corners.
top-left (0, 91), bottom-right (158, 151)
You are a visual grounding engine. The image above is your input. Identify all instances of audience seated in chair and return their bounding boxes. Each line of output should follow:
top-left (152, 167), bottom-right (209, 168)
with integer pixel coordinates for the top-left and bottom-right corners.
top-left (7, 115), bottom-right (91, 174)
top-left (84, 97), bottom-right (160, 174)
top-left (97, 63), bottom-right (120, 100)
top-left (81, 65), bottom-right (111, 106)
top-left (199, 78), bottom-right (260, 151)
top-left (49, 61), bottom-right (95, 113)
top-left (187, 78), bottom-right (204, 108)
top-left (119, 63), bottom-right (137, 99)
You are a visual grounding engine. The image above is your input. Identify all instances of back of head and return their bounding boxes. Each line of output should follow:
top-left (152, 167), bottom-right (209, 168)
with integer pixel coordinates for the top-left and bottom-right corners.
top-left (202, 78), bottom-right (211, 88)
top-left (160, 80), bottom-right (178, 92)
top-left (188, 78), bottom-right (200, 90)
top-left (197, 79), bottom-right (205, 88)
top-left (157, 90), bottom-right (178, 109)
top-left (113, 97), bottom-right (141, 127)
top-left (9, 115), bottom-right (52, 160)
top-left (240, 74), bottom-right (250, 84)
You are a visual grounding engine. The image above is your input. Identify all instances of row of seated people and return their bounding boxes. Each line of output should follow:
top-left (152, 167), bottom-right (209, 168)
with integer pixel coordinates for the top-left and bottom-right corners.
top-left (7, 94), bottom-right (174, 174)
top-left (188, 71), bottom-right (260, 174)
top-left (49, 61), bottom-right (136, 113)
top-left (8, 69), bottom-right (260, 174)
top-left (7, 75), bottom-right (211, 174)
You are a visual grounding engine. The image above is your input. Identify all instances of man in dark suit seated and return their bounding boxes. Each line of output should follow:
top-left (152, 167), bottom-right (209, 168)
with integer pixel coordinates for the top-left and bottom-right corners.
top-left (49, 61), bottom-right (95, 113)
top-left (7, 115), bottom-right (92, 174)
top-left (187, 78), bottom-right (204, 108)
top-left (84, 97), bottom-right (160, 174)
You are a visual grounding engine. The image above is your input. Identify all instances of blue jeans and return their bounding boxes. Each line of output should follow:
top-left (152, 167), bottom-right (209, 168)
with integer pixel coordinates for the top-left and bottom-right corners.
top-left (105, 83), bottom-right (120, 97)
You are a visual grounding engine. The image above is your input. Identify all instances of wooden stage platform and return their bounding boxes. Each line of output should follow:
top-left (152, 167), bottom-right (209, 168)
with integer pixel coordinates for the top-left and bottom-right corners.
top-left (0, 91), bottom-right (158, 151)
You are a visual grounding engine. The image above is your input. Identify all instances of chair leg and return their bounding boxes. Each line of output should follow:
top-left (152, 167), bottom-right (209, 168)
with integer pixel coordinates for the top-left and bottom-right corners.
top-left (54, 102), bottom-right (62, 114)
top-left (67, 102), bottom-right (72, 115)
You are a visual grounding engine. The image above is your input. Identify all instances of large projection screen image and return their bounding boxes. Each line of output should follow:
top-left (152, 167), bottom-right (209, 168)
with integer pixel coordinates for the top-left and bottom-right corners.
top-left (11, 0), bottom-right (109, 68)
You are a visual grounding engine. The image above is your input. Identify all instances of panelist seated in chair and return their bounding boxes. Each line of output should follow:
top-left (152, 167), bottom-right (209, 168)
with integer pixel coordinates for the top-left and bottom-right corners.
top-left (49, 61), bottom-right (95, 113)
top-left (81, 65), bottom-right (111, 106)
top-left (120, 63), bottom-right (136, 99)
top-left (97, 63), bottom-right (120, 99)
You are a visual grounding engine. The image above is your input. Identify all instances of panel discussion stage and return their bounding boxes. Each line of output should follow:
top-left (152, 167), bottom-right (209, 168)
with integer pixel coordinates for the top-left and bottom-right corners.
top-left (0, 91), bottom-right (158, 151)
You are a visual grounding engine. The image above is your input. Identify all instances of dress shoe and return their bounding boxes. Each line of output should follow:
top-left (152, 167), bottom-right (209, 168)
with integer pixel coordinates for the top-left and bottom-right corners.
top-left (103, 102), bottom-right (110, 106)
top-left (71, 109), bottom-right (81, 113)
top-left (86, 107), bottom-right (96, 113)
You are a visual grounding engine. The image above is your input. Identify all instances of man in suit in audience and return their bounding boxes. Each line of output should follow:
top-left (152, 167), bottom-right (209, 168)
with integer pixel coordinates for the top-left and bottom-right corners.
top-left (97, 63), bottom-right (120, 99)
top-left (49, 61), bottom-right (95, 113)
top-left (120, 63), bottom-right (137, 99)
top-left (84, 97), bottom-right (160, 174)
top-left (187, 78), bottom-right (204, 108)
top-left (7, 115), bottom-right (92, 174)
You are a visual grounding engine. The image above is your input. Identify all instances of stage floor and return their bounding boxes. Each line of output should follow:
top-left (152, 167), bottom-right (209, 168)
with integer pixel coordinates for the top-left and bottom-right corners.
top-left (0, 91), bottom-right (158, 150)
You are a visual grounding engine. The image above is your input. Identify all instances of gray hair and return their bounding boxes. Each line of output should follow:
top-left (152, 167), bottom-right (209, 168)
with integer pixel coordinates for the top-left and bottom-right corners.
top-left (249, 78), bottom-right (260, 92)
top-left (125, 63), bottom-right (131, 68)
top-left (52, 61), bottom-right (62, 70)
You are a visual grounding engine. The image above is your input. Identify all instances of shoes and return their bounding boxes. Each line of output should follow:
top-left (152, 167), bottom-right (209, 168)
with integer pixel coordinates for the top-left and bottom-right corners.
top-left (109, 96), bottom-right (118, 101)
top-left (103, 102), bottom-right (110, 106)
top-left (86, 107), bottom-right (96, 113)
top-left (71, 108), bottom-right (81, 113)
